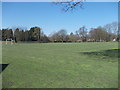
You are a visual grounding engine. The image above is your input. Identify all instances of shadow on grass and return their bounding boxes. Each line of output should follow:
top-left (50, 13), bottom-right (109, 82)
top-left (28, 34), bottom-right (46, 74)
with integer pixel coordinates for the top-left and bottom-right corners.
top-left (80, 49), bottom-right (119, 62)
top-left (0, 64), bottom-right (9, 73)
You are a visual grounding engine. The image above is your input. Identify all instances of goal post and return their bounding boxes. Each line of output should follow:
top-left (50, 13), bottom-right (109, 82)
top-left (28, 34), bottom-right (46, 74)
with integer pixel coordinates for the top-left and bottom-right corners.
top-left (6, 38), bottom-right (14, 45)
top-left (6, 39), bottom-right (7, 45)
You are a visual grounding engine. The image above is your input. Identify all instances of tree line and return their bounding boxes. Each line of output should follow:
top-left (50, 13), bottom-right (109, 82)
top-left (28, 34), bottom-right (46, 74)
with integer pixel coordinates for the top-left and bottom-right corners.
top-left (1, 27), bottom-right (49, 43)
top-left (0, 22), bottom-right (119, 43)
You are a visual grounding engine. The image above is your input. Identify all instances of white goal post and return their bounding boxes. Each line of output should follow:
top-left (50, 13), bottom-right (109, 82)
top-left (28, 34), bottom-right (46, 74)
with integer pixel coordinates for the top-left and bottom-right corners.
top-left (6, 38), bottom-right (14, 45)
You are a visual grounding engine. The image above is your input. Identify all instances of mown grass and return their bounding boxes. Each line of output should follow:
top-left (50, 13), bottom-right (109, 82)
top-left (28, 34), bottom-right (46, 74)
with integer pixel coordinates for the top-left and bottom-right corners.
top-left (2, 42), bottom-right (118, 88)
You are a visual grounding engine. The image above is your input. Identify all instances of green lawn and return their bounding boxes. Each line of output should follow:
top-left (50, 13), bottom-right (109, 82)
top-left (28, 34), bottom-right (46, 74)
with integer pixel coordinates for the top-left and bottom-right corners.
top-left (2, 42), bottom-right (118, 88)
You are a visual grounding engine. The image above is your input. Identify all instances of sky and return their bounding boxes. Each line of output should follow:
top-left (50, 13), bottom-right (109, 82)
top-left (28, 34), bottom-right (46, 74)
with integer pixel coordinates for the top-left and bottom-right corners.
top-left (1, 0), bottom-right (119, 2)
top-left (2, 2), bottom-right (118, 36)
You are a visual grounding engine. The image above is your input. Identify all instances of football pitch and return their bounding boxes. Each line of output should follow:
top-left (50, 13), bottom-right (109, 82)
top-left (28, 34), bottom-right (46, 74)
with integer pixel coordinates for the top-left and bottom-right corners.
top-left (2, 42), bottom-right (118, 88)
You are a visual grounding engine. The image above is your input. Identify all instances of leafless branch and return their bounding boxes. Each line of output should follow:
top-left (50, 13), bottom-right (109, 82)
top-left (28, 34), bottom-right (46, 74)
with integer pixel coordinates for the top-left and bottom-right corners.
top-left (53, 0), bottom-right (85, 12)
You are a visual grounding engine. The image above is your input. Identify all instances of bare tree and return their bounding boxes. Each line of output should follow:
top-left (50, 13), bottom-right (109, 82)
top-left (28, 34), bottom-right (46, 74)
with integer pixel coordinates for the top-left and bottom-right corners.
top-left (104, 22), bottom-right (118, 41)
top-left (11, 26), bottom-right (27, 31)
top-left (57, 29), bottom-right (67, 42)
top-left (68, 32), bottom-right (78, 42)
top-left (49, 29), bottom-right (67, 42)
top-left (89, 27), bottom-right (109, 42)
top-left (49, 32), bottom-right (60, 42)
top-left (111, 22), bottom-right (118, 35)
top-left (54, 0), bottom-right (85, 12)
top-left (78, 26), bottom-right (87, 42)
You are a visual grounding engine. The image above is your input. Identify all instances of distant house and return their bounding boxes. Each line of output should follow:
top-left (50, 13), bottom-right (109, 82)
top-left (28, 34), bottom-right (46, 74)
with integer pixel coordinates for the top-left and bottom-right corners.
top-left (76, 39), bottom-right (82, 42)
top-left (87, 39), bottom-right (94, 42)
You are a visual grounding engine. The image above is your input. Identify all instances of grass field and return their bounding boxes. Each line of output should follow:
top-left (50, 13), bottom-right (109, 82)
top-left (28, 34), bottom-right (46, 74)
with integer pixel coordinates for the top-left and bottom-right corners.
top-left (2, 42), bottom-right (118, 88)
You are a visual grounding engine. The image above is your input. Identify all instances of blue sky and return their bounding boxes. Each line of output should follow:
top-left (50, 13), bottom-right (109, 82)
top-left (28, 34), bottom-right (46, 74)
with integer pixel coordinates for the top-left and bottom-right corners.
top-left (2, 2), bottom-right (118, 36)
top-left (2, 0), bottom-right (119, 2)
